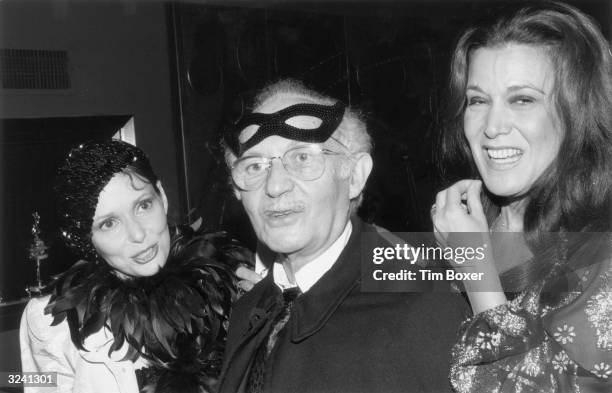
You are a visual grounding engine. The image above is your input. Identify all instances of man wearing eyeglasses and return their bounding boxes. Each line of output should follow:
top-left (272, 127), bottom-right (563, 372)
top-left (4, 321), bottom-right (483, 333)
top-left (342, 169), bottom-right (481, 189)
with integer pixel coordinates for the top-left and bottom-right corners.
top-left (218, 79), bottom-right (467, 393)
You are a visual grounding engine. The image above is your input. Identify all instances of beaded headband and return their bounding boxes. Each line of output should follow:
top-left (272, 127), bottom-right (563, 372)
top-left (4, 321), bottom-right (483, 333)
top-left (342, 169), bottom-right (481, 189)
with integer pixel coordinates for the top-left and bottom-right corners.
top-left (54, 140), bottom-right (154, 259)
top-left (225, 102), bottom-right (346, 156)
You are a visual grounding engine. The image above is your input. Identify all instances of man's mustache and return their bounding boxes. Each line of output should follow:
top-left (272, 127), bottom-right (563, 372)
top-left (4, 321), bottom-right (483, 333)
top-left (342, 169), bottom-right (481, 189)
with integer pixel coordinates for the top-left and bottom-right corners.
top-left (263, 203), bottom-right (306, 214)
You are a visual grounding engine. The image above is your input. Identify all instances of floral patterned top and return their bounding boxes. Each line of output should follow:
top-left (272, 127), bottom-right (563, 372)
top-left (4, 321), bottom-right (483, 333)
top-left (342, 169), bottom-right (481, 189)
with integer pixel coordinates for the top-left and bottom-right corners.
top-left (450, 241), bottom-right (612, 393)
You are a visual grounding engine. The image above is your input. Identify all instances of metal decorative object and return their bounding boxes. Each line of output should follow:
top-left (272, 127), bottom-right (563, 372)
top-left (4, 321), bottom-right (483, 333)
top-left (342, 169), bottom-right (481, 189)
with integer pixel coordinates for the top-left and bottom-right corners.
top-left (26, 212), bottom-right (48, 297)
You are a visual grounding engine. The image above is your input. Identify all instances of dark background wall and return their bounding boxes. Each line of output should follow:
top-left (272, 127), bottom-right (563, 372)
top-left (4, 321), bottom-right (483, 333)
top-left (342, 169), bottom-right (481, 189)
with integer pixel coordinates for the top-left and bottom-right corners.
top-left (170, 0), bottom-right (611, 248)
top-left (0, 1), bottom-right (184, 305)
top-left (0, 1), bottom-right (181, 199)
top-left (0, 1), bottom-right (187, 380)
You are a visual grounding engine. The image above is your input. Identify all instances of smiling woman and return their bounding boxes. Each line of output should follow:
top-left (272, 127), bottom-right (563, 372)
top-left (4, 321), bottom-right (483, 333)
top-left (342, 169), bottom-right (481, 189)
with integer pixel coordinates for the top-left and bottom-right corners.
top-left (433, 1), bottom-right (612, 392)
top-left (463, 44), bottom-right (563, 199)
top-left (91, 173), bottom-right (171, 279)
top-left (19, 140), bottom-right (249, 393)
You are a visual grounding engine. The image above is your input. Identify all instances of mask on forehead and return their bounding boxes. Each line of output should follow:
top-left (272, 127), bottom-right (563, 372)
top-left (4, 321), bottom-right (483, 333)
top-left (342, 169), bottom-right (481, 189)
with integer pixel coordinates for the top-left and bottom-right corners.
top-left (225, 102), bottom-right (346, 157)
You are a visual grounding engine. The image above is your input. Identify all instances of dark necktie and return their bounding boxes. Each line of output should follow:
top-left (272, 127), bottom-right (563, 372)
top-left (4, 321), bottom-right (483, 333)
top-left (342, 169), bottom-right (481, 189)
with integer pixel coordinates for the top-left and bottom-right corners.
top-left (247, 287), bottom-right (301, 393)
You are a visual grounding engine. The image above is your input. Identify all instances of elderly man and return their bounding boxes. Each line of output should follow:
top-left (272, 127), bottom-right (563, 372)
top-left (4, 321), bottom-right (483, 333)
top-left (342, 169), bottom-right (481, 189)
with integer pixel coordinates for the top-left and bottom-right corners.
top-left (218, 80), bottom-right (467, 393)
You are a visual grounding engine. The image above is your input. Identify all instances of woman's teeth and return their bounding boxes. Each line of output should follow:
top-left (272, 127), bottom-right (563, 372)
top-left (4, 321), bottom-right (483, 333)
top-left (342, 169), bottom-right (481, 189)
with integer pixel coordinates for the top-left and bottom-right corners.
top-left (487, 148), bottom-right (522, 160)
top-left (133, 244), bottom-right (158, 264)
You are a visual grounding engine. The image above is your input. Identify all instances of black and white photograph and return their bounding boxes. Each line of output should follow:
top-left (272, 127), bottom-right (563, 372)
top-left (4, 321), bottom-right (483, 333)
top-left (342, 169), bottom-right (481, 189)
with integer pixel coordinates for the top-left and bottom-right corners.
top-left (1, 0), bottom-right (611, 392)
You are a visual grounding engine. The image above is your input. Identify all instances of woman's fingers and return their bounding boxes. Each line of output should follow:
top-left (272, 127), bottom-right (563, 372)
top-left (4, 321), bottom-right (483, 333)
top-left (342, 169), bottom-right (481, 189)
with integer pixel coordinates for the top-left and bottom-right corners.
top-left (434, 189), bottom-right (447, 214)
top-left (432, 179), bottom-right (489, 233)
top-left (236, 265), bottom-right (263, 295)
top-left (433, 226), bottom-right (448, 248)
top-left (237, 280), bottom-right (255, 292)
top-left (236, 265), bottom-right (263, 286)
top-left (444, 182), bottom-right (463, 211)
top-left (466, 180), bottom-right (486, 220)
top-left (445, 179), bottom-right (479, 212)
top-left (237, 280), bottom-right (256, 292)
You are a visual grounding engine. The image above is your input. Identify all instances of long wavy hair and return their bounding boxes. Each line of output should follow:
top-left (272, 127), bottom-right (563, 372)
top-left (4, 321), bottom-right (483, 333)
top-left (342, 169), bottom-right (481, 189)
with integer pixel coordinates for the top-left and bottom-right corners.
top-left (438, 1), bottom-right (612, 291)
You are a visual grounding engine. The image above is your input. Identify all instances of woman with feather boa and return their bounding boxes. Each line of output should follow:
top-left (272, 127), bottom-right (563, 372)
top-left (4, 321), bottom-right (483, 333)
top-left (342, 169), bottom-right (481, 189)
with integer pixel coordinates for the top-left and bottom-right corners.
top-left (20, 140), bottom-right (251, 393)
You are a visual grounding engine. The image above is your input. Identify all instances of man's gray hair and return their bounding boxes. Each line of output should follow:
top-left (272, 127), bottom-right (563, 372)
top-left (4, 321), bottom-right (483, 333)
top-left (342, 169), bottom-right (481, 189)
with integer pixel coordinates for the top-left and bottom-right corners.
top-left (252, 79), bottom-right (372, 155)
top-left (226, 79), bottom-right (372, 213)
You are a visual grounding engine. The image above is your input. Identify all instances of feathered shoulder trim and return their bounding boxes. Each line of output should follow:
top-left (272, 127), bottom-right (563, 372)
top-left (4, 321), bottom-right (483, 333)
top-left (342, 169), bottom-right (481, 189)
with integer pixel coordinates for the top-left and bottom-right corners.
top-left (45, 227), bottom-right (253, 392)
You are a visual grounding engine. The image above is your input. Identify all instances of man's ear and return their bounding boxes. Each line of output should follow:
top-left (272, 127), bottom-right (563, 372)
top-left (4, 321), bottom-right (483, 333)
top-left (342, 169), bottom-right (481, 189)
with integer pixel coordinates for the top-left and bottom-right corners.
top-left (349, 152), bottom-right (373, 199)
top-left (156, 180), bottom-right (169, 214)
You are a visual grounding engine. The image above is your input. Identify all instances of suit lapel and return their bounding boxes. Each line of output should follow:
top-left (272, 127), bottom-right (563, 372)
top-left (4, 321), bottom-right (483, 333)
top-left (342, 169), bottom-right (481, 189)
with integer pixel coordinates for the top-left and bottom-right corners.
top-left (289, 216), bottom-right (365, 342)
top-left (219, 274), bottom-right (282, 393)
top-left (288, 217), bottom-right (433, 342)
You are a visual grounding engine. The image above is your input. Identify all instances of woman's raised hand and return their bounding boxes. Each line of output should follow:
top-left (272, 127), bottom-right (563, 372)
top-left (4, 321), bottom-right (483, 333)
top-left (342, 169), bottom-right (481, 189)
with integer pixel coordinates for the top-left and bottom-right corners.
top-left (235, 265), bottom-right (263, 293)
top-left (431, 179), bottom-right (506, 314)
top-left (431, 179), bottom-right (488, 248)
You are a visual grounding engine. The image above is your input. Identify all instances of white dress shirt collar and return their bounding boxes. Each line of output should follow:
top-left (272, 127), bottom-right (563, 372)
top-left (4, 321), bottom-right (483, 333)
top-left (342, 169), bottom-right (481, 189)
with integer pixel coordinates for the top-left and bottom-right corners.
top-left (255, 220), bottom-right (352, 293)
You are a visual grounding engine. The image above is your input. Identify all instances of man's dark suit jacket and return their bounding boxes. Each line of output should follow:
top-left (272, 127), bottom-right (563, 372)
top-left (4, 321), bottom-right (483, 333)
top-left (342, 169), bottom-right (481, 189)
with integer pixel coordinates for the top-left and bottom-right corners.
top-left (218, 218), bottom-right (468, 393)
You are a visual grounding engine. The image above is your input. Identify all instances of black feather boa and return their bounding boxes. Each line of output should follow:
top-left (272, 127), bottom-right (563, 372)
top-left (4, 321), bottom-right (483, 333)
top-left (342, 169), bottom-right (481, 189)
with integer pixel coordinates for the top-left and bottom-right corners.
top-left (44, 226), bottom-right (253, 393)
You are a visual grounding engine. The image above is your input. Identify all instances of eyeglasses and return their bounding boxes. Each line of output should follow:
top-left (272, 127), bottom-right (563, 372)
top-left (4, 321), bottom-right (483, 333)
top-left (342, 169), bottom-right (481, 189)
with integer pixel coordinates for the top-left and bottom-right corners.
top-left (231, 144), bottom-right (347, 191)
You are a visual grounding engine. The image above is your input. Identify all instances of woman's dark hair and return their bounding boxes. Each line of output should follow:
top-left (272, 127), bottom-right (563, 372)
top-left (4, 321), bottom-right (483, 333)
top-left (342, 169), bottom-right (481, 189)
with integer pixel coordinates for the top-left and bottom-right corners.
top-left (122, 164), bottom-right (161, 195)
top-left (438, 1), bottom-right (612, 290)
top-left (55, 139), bottom-right (161, 260)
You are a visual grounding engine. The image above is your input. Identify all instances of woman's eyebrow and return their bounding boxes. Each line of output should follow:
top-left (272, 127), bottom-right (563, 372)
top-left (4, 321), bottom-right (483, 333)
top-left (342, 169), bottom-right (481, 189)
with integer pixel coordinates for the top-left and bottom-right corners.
top-left (465, 84), bottom-right (485, 93)
top-left (466, 84), bottom-right (546, 95)
top-left (133, 193), bottom-right (153, 204)
top-left (507, 84), bottom-right (546, 95)
top-left (93, 212), bottom-right (114, 223)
